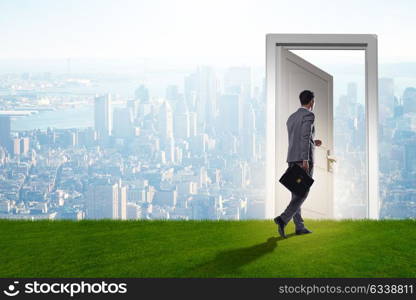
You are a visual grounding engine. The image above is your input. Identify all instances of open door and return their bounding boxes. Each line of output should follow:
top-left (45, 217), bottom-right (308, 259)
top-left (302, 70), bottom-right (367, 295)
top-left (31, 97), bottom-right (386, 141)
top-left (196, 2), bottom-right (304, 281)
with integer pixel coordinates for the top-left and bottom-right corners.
top-left (266, 34), bottom-right (379, 220)
top-left (276, 47), bottom-right (335, 219)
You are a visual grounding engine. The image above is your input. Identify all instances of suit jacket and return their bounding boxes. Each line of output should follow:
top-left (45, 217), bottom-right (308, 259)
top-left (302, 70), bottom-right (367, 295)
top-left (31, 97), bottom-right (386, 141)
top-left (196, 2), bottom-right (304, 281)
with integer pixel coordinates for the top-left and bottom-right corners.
top-left (286, 107), bottom-right (315, 163)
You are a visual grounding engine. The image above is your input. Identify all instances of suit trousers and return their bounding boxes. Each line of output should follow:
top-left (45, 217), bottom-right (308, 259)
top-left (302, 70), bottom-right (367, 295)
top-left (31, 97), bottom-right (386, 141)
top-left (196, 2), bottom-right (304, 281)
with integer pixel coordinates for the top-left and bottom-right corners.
top-left (279, 161), bottom-right (314, 230)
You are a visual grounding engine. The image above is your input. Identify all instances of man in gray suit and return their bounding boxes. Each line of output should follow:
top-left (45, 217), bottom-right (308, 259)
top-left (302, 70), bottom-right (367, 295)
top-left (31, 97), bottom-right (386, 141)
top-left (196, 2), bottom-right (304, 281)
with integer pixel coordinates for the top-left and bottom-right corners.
top-left (274, 90), bottom-right (322, 238)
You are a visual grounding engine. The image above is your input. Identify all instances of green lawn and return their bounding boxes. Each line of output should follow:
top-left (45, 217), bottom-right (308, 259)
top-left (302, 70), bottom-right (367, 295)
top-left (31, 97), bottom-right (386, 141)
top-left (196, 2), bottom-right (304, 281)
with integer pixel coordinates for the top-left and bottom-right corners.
top-left (0, 219), bottom-right (415, 278)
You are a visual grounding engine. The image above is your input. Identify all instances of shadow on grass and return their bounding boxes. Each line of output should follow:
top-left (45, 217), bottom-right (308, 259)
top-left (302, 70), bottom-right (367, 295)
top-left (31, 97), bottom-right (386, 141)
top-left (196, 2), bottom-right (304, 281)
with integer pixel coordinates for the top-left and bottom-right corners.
top-left (191, 233), bottom-right (296, 277)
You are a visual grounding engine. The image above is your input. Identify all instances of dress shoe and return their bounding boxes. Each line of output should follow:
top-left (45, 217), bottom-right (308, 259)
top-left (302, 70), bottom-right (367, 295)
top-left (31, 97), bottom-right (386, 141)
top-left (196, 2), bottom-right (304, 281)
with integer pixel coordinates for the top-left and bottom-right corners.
top-left (273, 216), bottom-right (286, 238)
top-left (295, 228), bottom-right (312, 235)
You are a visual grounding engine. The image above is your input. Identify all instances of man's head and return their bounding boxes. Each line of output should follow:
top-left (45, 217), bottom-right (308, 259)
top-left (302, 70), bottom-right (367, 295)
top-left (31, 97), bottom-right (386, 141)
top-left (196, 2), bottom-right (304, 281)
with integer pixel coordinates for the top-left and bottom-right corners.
top-left (299, 90), bottom-right (315, 110)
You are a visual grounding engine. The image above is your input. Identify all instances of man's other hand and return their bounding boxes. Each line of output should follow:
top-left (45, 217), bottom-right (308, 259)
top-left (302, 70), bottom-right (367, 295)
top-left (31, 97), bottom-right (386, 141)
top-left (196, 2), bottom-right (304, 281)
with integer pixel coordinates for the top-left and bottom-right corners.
top-left (302, 160), bottom-right (309, 171)
top-left (314, 139), bottom-right (322, 147)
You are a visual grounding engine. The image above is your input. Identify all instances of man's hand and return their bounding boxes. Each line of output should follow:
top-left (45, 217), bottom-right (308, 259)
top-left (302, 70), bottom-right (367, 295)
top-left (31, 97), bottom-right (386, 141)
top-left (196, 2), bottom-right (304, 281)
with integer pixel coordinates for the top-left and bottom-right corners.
top-left (302, 160), bottom-right (309, 171)
top-left (314, 139), bottom-right (322, 147)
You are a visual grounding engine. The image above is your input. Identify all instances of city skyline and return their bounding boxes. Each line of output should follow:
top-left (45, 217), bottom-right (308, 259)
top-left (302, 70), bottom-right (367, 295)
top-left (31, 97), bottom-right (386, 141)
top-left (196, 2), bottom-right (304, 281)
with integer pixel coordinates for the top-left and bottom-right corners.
top-left (1, 61), bottom-right (415, 220)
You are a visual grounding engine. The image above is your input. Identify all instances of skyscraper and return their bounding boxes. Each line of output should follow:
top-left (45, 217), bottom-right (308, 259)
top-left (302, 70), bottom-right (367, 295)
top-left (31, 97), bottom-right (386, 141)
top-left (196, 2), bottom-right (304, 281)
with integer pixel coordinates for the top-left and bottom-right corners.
top-left (20, 137), bottom-right (30, 155)
top-left (218, 94), bottom-right (242, 135)
top-left (347, 82), bottom-right (357, 103)
top-left (190, 195), bottom-right (217, 219)
top-left (241, 104), bottom-right (256, 160)
top-left (113, 107), bottom-right (134, 138)
top-left (10, 138), bottom-right (20, 156)
top-left (184, 73), bottom-right (197, 111)
top-left (94, 94), bottom-right (112, 140)
top-left (188, 111), bottom-right (197, 137)
top-left (158, 101), bottom-right (173, 140)
top-left (185, 67), bottom-right (217, 129)
top-left (85, 182), bottom-right (119, 219)
top-left (118, 185), bottom-right (127, 220)
top-left (127, 99), bottom-right (140, 119)
top-left (174, 99), bottom-right (190, 139)
top-left (166, 85), bottom-right (180, 102)
top-left (379, 78), bottom-right (395, 121)
top-left (0, 115), bottom-right (11, 151)
top-left (403, 87), bottom-right (416, 114)
top-left (153, 188), bottom-right (177, 207)
top-left (135, 85), bottom-right (149, 102)
top-left (224, 66), bottom-right (252, 100)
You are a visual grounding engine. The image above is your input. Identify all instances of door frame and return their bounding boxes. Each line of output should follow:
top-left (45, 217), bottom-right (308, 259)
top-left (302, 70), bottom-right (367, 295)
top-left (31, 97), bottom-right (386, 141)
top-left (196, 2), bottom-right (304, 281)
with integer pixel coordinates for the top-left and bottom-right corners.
top-left (265, 34), bottom-right (379, 219)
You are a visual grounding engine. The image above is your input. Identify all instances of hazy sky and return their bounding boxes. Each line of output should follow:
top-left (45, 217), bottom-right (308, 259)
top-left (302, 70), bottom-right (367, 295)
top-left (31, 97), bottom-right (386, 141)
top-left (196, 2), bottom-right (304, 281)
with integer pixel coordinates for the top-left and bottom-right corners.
top-left (1, 0), bottom-right (415, 65)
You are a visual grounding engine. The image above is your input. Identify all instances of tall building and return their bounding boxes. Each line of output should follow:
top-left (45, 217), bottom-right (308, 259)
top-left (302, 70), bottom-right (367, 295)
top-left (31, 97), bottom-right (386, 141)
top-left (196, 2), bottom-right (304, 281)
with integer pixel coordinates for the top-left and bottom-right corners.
top-left (185, 66), bottom-right (217, 129)
top-left (158, 101), bottom-right (173, 140)
top-left (161, 137), bottom-right (175, 163)
top-left (184, 74), bottom-right (197, 110)
top-left (127, 99), bottom-right (140, 119)
top-left (379, 78), bottom-right (395, 120)
top-left (20, 137), bottom-right (30, 155)
top-left (241, 104), bottom-right (256, 160)
top-left (85, 182), bottom-right (119, 219)
top-left (174, 114), bottom-right (190, 139)
top-left (59, 131), bottom-right (77, 147)
top-left (0, 147), bottom-right (6, 165)
top-left (135, 85), bottom-right (150, 102)
top-left (190, 195), bottom-right (217, 219)
top-left (174, 99), bottom-right (190, 139)
top-left (94, 94), bottom-right (112, 140)
top-left (394, 97), bottom-right (404, 119)
top-left (404, 143), bottom-right (416, 175)
top-left (218, 131), bottom-right (238, 155)
top-left (0, 115), bottom-right (11, 150)
top-left (153, 188), bottom-right (177, 207)
top-left (78, 127), bottom-right (97, 147)
top-left (166, 85), bottom-right (180, 102)
top-left (10, 138), bottom-right (20, 156)
top-left (188, 111), bottom-right (197, 137)
top-left (224, 66), bottom-right (251, 100)
top-left (218, 94), bottom-right (242, 135)
top-left (113, 107), bottom-right (134, 138)
top-left (403, 87), bottom-right (416, 114)
top-left (189, 133), bottom-right (209, 155)
top-left (118, 185), bottom-right (127, 220)
top-left (347, 82), bottom-right (357, 103)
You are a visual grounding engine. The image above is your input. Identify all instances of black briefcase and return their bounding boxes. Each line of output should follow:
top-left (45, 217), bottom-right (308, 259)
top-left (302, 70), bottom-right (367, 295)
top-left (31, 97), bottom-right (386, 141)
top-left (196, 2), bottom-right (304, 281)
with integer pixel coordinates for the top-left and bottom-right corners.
top-left (279, 163), bottom-right (314, 197)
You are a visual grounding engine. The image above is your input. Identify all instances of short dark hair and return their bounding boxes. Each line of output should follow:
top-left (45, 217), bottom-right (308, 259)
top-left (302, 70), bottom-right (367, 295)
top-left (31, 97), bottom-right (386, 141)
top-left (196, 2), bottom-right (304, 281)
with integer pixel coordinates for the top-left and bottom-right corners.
top-left (299, 90), bottom-right (314, 105)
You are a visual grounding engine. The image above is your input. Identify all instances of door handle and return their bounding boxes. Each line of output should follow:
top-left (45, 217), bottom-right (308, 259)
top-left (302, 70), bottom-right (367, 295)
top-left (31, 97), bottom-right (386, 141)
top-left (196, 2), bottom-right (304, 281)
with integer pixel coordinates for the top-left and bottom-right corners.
top-left (326, 151), bottom-right (336, 172)
top-left (327, 155), bottom-right (337, 163)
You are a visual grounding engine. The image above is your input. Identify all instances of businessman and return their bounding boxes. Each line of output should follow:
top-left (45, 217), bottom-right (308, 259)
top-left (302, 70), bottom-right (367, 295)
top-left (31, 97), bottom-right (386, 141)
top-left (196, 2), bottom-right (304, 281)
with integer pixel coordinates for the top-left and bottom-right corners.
top-left (274, 90), bottom-right (322, 238)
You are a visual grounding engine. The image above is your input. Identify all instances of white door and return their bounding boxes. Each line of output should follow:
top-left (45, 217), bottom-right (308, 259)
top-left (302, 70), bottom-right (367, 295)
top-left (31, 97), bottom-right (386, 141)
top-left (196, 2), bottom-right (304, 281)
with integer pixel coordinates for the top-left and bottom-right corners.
top-left (276, 47), bottom-right (334, 219)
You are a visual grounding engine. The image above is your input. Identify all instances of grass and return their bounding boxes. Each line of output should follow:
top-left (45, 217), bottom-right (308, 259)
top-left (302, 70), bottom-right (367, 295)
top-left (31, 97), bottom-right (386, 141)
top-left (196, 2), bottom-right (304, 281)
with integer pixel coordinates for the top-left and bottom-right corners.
top-left (0, 219), bottom-right (415, 278)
